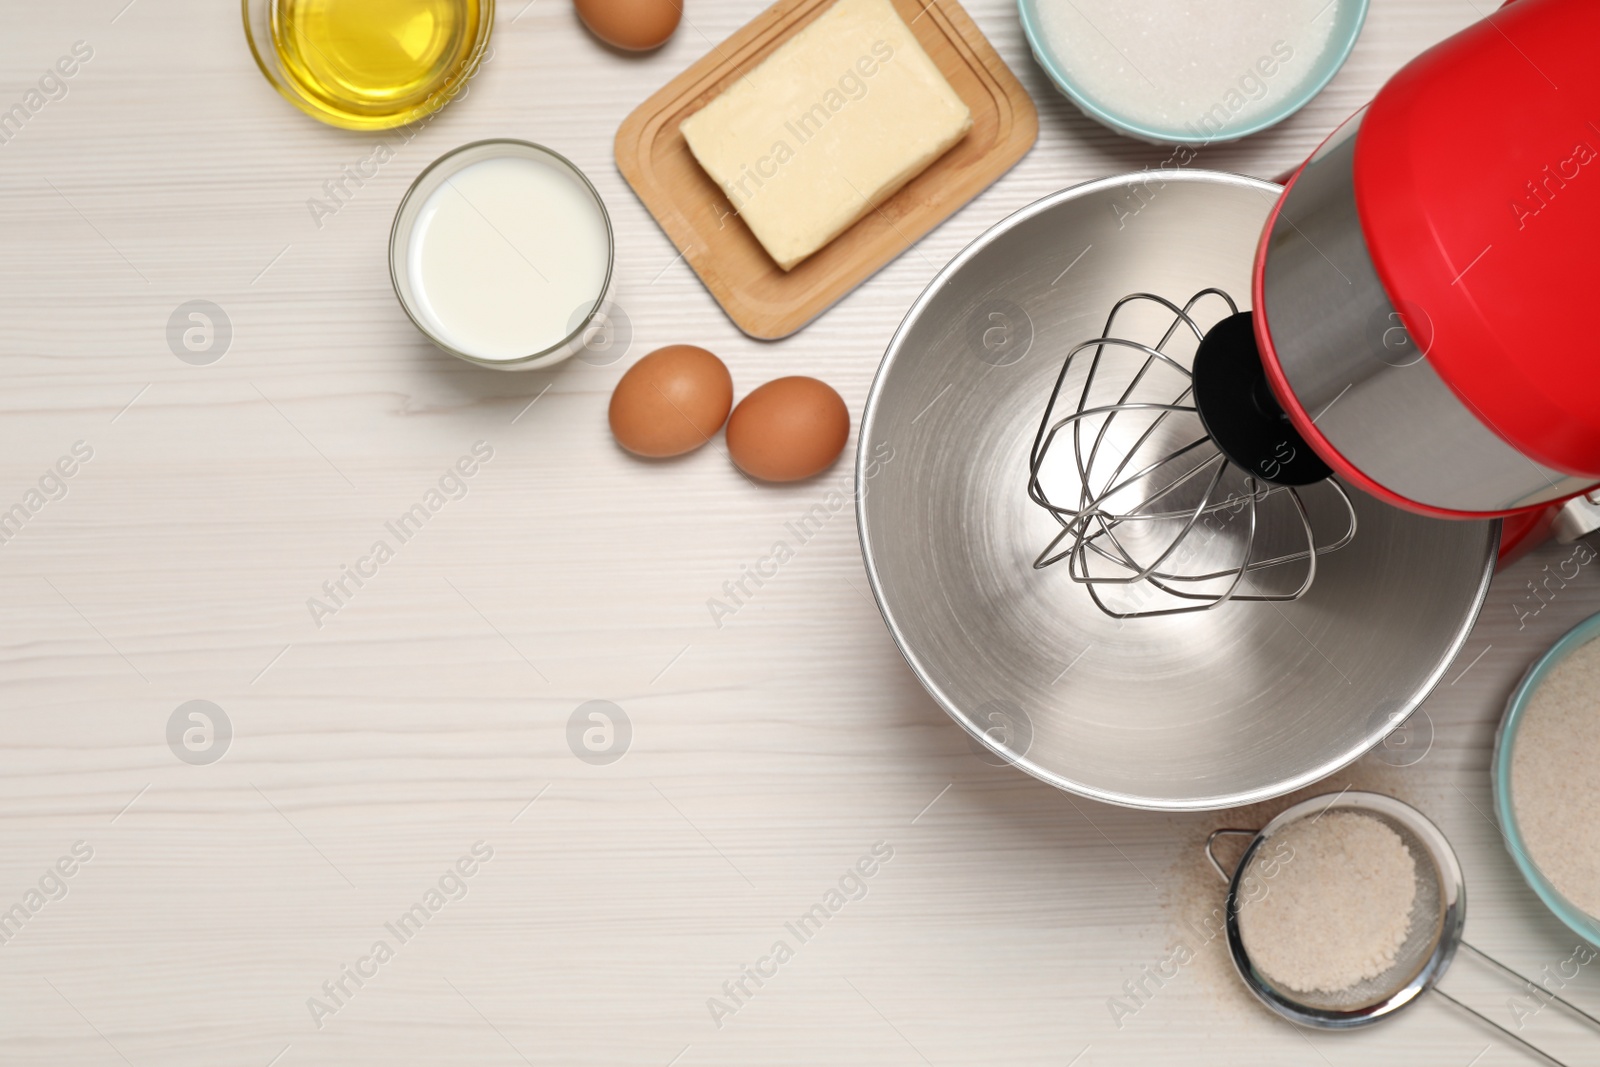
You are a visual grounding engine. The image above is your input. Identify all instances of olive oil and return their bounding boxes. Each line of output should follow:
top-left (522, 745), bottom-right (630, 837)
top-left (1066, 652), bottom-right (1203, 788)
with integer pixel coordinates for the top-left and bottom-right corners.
top-left (269, 0), bottom-right (489, 130)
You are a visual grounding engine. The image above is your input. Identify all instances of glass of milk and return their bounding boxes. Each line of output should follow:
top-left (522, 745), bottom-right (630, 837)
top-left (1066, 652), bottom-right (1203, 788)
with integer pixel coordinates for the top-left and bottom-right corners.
top-left (390, 140), bottom-right (615, 370)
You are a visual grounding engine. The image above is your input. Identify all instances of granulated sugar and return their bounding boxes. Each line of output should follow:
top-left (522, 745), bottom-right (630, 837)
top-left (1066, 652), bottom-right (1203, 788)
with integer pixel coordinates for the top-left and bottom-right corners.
top-left (1033, 0), bottom-right (1338, 135)
top-left (1511, 635), bottom-right (1600, 918)
top-left (1238, 811), bottom-right (1417, 995)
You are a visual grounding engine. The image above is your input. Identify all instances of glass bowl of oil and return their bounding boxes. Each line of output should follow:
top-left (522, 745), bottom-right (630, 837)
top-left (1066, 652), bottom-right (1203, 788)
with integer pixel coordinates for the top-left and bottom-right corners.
top-left (243, 0), bottom-right (494, 131)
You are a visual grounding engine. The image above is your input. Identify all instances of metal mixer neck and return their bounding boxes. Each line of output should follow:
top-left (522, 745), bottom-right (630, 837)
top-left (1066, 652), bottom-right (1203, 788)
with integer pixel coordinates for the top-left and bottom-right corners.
top-left (1191, 310), bottom-right (1329, 488)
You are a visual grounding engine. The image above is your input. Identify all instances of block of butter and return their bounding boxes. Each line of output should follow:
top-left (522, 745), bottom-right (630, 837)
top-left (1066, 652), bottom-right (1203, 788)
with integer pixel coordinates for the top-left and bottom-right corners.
top-left (680, 0), bottom-right (972, 271)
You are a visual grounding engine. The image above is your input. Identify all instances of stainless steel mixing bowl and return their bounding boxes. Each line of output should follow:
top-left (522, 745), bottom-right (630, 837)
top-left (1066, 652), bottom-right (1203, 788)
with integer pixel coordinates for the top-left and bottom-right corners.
top-left (856, 171), bottom-right (1498, 811)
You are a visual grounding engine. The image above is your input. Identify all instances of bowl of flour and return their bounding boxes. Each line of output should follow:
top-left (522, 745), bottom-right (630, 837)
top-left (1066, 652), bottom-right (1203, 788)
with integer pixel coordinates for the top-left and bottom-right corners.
top-left (1017, 0), bottom-right (1368, 144)
top-left (1496, 611), bottom-right (1600, 948)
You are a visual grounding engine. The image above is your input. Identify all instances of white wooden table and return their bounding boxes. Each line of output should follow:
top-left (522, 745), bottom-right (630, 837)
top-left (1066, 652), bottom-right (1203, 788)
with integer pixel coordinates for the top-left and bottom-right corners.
top-left (1, 1), bottom-right (1597, 1064)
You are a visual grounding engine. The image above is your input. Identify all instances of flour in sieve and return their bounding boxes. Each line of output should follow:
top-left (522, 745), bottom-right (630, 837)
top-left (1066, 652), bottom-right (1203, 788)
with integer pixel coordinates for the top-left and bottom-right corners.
top-left (1511, 634), bottom-right (1600, 918)
top-left (1238, 811), bottom-right (1417, 995)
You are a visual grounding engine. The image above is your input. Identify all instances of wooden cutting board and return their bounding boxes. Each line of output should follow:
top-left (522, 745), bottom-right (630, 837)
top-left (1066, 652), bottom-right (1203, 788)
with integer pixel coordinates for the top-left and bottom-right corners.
top-left (614, 0), bottom-right (1039, 340)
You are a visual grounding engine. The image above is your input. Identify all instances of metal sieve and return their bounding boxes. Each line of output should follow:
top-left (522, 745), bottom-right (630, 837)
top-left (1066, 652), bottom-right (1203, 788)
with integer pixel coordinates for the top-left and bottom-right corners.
top-left (1207, 791), bottom-right (1600, 1064)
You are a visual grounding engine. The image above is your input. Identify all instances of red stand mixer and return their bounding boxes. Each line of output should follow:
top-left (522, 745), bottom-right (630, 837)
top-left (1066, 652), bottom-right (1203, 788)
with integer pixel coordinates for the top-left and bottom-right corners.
top-left (1031, 0), bottom-right (1600, 616)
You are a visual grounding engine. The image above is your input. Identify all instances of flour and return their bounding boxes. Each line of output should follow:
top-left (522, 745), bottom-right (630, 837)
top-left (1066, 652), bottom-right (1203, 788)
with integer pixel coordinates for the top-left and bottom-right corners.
top-left (1511, 635), bottom-right (1600, 918)
top-left (1237, 811), bottom-right (1417, 995)
top-left (1033, 0), bottom-right (1339, 136)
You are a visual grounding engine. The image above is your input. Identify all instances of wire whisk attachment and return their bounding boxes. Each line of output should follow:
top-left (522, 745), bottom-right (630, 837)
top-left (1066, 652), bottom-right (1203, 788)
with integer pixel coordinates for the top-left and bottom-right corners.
top-left (1027, 289), bottom-right (1357, 620)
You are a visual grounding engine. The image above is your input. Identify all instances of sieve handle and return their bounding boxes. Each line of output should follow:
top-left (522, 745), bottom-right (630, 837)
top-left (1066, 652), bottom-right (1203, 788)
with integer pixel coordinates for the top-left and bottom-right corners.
top-left (1459, 941), bottom-right (1600, 1032)
top-left (1204, 828), bottom-right (1259, 882)
top-left (1430, 940), bottom-right (1600, 1067)
top-left (1433, 987), bottom-right (1573, 1067)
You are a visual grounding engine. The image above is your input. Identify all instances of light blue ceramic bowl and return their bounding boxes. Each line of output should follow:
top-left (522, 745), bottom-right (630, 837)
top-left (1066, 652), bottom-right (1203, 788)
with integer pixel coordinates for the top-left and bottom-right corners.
top-left (1493, 610), bottom-right (1600, 949)
top-left (1017, 0), bottom-right (1370, 145)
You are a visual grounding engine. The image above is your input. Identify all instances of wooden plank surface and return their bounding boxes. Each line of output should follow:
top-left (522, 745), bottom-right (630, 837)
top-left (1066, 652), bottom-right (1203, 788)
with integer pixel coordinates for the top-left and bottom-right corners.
top-left (2, 1), bottom-right (1598, 1065)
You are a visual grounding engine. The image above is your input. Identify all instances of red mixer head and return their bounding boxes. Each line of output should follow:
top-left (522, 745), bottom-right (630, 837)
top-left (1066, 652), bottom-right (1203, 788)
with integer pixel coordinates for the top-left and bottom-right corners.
top-left (1248, 0), bottom-right (1600, 519)
top-left (1028, 0), bottom-right (1599, 619)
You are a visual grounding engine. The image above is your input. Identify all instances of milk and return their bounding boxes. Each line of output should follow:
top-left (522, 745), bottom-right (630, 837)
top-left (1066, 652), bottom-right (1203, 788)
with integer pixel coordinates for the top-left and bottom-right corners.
top-left (406, 154), bottom-right (610, 361)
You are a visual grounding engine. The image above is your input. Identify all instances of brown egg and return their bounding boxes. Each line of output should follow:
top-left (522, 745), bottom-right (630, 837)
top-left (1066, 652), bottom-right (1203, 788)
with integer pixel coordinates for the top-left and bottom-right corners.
top-left (726, 376), bottom-right (850, 482)
top-left (609, 345), bottom-right (733, 458)
top-left (574, 0), bottom-right (681, 51)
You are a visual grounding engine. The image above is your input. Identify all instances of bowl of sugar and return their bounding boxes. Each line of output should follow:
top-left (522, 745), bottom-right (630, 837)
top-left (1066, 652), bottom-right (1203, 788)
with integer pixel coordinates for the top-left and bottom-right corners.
top-left (1494, 609), bottom-right (1600, 948)
top-left (390, 140), bottom-right (615, 370)
top-left (1017, 0), bottom-right (1368, 144)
